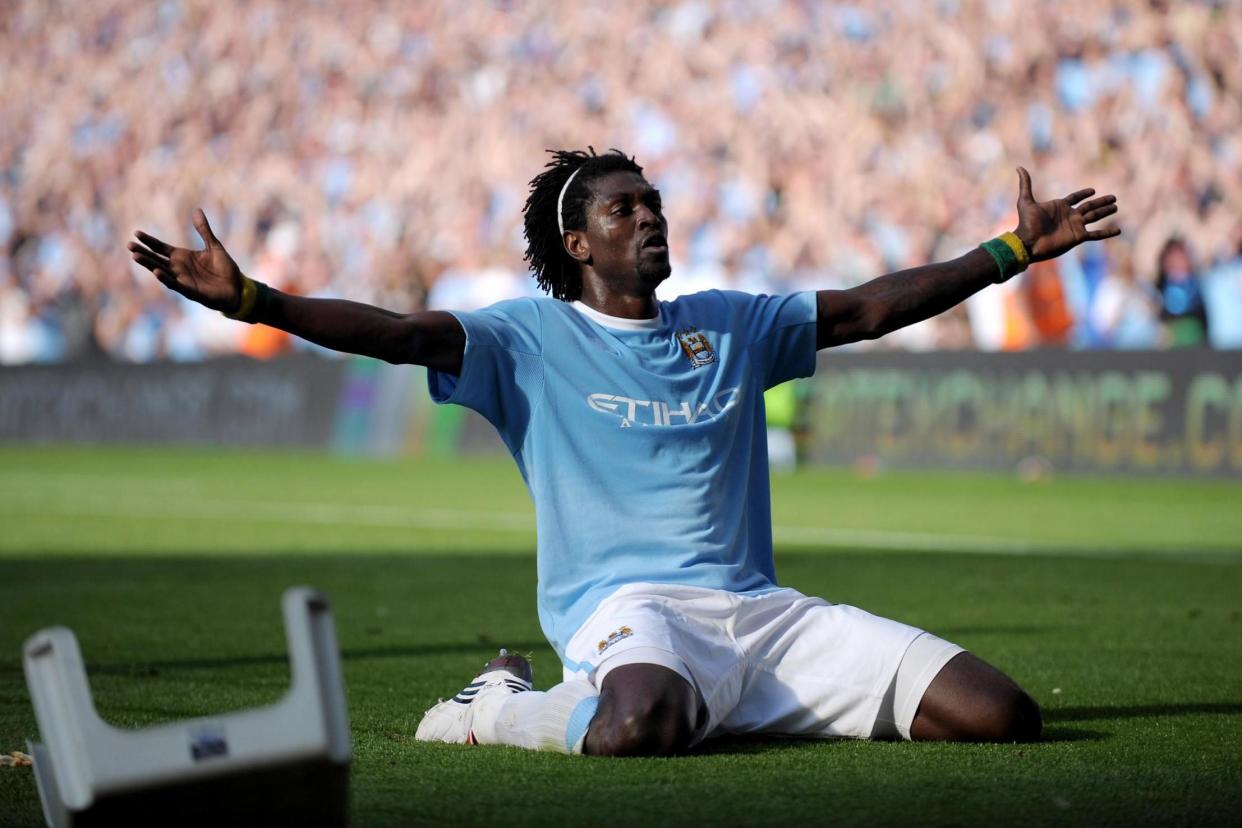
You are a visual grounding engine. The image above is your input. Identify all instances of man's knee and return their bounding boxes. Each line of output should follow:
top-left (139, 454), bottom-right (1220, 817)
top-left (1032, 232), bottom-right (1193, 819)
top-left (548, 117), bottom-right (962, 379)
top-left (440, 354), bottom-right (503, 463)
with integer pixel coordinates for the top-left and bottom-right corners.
top-left (957, 685), bottom-right (1042, 743)
top-left (587, 697), bottom-right (694, 757)
top-left (913, 653), bottom-right (1043, 743)
top-left (993, 689), bottom-right (1042, 742)
top-left (584, 665), bottom-right (698, 757)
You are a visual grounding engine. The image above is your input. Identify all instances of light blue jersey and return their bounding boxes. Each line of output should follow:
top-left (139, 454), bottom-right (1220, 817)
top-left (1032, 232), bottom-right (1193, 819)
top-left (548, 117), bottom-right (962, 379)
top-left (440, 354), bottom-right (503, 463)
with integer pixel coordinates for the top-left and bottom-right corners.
top-left (428, 290), bottom-right (818, 660)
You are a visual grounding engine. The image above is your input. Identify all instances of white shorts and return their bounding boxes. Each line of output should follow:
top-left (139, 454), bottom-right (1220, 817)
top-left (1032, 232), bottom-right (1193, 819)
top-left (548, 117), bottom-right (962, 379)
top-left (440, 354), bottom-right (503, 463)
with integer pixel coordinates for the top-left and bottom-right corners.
top-left (562, 583), bottom-right (964, 743)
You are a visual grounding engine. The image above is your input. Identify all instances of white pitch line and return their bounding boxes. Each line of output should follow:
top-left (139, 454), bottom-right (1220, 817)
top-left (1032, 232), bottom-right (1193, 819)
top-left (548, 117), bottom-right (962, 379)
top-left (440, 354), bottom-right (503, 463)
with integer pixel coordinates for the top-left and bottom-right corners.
top-left (1, 494), bottom-right (534, 533)
top-left (770, 525), bottom-right (1079, 555)
top-left (0, 491), bottom-right (1202, 558)
top-left (0, 471), bottom-right (203, 488)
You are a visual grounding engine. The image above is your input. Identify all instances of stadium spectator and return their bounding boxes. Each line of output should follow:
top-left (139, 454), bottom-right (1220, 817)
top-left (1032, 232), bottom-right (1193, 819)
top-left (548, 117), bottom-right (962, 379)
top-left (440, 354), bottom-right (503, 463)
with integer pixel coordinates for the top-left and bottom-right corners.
top-left (1202, 232), bottom-right (1242, 348)
top-left (1, 0), bottom-right (1239, 362)
top-left (1155, 237), bottom-right (1210, 347)
top-left (1090, 248), bottom-right (1163, 349)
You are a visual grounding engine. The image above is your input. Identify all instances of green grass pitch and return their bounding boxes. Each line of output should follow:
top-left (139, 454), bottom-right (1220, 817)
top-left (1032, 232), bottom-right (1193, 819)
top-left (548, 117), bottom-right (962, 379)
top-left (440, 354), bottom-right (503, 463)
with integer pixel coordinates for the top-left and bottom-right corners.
top-left (1, 444), bottom-right (1240, 826)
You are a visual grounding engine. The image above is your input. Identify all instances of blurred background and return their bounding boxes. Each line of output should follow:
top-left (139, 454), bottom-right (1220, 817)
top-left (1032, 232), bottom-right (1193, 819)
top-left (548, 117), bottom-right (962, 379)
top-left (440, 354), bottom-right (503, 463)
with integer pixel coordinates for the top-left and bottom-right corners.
top-left (3, 0), bottom-right (1241, 362)
top-left (2, 0), bottom-right (1241, 475)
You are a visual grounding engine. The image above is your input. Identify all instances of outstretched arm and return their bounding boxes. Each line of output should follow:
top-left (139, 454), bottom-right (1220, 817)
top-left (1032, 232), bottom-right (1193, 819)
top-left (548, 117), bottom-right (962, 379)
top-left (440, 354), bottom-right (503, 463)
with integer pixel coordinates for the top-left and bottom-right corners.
top-left (816, 167), bottom-right (1120, 349)
top-left (128, 210), bottom-right (465, 374)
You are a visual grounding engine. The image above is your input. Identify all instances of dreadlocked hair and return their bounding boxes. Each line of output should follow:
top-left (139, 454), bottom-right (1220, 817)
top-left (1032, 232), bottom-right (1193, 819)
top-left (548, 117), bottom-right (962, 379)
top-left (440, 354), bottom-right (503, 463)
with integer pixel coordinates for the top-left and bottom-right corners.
top-left (522, 147), bottom-right (644, 301)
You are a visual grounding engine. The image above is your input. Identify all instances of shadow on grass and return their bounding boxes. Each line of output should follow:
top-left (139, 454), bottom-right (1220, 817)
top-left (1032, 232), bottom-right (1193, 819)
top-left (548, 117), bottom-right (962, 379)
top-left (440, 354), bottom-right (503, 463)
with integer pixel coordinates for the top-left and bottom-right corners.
top-left (694, 726), bottom-right (1107, 754)
top-left (935, 625), bottom-right (1058, 637)
top-left (695, 735), bottom-right (818, 756)
top-left (1046, 702), bottom-right (1242, 722)
top-left (69, 640), bottom-right (551, 676)
top-left (1026, 701), bottom-right (1242, 742)
top-left (0, 641), bottom-right (548, 678)
top-left (1039, 726), bottom-right (1107, 742)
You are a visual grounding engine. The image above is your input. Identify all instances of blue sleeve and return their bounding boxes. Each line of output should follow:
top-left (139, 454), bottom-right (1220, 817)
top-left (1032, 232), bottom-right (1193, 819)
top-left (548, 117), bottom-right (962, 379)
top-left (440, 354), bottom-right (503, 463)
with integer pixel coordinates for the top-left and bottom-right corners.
top-left (426, 298), bottom-right (545, 452)
top-left (719, 290), bottom-right (818, 389)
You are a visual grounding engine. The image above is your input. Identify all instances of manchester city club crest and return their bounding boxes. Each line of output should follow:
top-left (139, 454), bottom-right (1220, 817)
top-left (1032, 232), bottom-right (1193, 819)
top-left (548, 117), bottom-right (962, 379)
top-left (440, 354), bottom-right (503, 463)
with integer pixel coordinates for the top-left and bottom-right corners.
top-left (675, 327), bottom-right (717, 369)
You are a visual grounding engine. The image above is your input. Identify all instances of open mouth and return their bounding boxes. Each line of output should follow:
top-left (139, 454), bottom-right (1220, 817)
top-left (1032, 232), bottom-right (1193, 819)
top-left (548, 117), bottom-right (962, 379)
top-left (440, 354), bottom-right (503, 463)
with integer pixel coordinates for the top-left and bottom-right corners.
top-left (642, 234), bottom-right (668, 252)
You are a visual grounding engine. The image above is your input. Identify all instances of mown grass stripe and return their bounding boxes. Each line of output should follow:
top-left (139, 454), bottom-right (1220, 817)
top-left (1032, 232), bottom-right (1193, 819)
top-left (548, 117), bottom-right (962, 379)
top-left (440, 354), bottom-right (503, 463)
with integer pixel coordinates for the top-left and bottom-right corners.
top-left (3, 491), bottom-right (1238, 561)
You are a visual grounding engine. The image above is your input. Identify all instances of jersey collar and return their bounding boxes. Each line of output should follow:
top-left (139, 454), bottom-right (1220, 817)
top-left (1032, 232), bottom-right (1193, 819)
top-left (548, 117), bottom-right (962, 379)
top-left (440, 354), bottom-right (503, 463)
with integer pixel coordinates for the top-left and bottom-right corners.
top-left (570, 300), bottom-right (663, 331)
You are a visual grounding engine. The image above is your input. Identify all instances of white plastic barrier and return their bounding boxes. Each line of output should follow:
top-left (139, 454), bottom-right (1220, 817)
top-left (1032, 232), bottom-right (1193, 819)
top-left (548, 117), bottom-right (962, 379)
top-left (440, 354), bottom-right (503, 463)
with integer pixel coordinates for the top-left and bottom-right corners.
top-left (22, 587), bottom-right (351, 827)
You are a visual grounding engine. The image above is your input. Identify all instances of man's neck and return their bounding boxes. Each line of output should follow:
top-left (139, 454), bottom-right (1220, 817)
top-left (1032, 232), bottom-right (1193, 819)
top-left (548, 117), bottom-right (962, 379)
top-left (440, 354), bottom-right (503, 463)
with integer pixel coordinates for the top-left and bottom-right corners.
top-left (576, 284), bottom-right (659, 320)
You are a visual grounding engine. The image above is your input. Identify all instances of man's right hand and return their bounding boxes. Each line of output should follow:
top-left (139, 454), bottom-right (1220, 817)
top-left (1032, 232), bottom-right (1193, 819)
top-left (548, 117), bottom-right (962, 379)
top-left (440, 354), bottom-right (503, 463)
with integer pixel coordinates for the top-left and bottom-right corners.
top-left (128, 208), bottom-right (244, 313)
top-left (128, 207), bottom-right (466, 373)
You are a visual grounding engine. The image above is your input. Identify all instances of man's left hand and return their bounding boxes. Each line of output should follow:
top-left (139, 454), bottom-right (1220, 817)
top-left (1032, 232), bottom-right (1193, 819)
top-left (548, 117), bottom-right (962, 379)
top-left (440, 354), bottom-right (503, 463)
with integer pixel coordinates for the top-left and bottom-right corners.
top-left (1013, 166), bottom-right (1120, 262)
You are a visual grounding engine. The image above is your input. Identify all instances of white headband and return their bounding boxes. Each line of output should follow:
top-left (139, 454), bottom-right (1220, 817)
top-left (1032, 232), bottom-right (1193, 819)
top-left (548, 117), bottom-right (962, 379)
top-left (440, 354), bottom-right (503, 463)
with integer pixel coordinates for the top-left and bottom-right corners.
top-left (556, 166), bottom-right (584, 238)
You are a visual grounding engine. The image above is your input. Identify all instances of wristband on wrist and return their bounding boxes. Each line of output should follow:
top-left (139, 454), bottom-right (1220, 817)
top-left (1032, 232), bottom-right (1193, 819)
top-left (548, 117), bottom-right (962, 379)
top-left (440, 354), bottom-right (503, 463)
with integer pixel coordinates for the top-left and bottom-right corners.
top-left (979, 231), bottom-right (1030, 283)
top-left (224, 276), bottom-right (268, 322)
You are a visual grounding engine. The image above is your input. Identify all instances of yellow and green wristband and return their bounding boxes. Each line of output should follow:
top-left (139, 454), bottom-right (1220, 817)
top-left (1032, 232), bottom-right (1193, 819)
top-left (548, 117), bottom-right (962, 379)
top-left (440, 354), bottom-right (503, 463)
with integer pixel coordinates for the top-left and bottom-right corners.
top-left (223, 276), bottom-right (270, 323)
top-left (979, 231), bottom-right (1030, 283)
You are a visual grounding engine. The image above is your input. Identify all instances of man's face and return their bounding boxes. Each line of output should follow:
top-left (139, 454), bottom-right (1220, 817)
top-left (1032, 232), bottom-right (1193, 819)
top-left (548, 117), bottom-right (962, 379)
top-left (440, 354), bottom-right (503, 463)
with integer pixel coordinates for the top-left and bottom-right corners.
top-left (580, 170), bottom-right (671, 289)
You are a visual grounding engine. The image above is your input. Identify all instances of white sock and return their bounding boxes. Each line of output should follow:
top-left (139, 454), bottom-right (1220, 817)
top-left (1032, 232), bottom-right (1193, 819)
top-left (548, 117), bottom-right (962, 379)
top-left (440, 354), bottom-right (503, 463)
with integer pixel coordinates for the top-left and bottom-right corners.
top-left (472, 681), bottom-right (600, 754)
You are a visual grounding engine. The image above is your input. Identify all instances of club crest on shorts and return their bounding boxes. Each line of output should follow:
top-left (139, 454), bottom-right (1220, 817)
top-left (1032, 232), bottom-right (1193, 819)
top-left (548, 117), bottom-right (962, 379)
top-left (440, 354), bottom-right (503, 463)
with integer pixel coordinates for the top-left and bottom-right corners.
top-left (675, 327), bottom-right (717, 369)
top-left (597, 625), bottom-right (634, 653)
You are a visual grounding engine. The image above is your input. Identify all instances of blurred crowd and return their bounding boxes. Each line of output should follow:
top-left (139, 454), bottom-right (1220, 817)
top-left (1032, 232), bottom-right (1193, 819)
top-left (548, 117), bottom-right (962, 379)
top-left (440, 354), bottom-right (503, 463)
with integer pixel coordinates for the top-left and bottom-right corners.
top-left (2, 0), bottom-right (1240, 363)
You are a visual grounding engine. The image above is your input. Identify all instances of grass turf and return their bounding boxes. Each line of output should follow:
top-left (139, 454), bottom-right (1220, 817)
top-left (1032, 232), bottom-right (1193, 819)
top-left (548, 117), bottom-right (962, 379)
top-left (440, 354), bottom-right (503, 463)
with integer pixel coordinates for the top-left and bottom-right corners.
top-left (1, 444), bottom-right (1240, 826)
